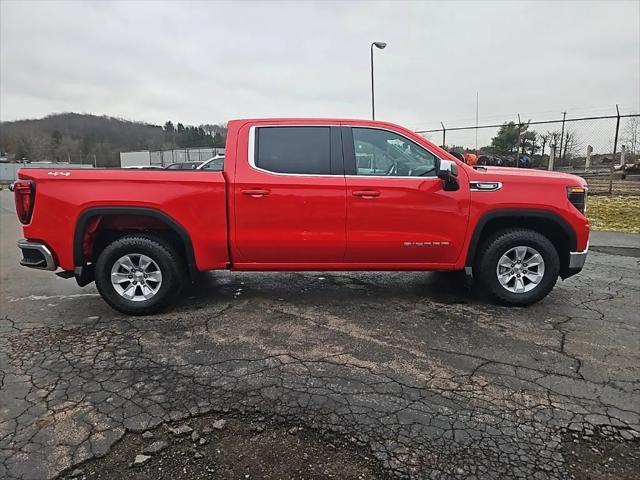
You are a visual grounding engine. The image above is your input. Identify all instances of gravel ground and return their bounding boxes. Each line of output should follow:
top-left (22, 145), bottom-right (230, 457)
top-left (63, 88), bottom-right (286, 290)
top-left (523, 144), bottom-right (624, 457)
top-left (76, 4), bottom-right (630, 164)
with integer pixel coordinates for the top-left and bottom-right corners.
top-left (58, 414), bottom-right (383, 480)
top-left (1, 190), bottom-right (639, 480)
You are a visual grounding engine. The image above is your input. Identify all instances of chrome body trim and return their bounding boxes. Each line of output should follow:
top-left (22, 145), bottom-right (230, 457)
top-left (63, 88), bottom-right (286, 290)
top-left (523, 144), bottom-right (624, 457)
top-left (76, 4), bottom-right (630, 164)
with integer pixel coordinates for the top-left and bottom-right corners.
top-left (248, 125), bottom-right (337, 178)
top-left (247, 124), bottom-right (443, 178)
top-left (17, 239), bottom-right (57, 271)
top-left (344, 174), bottom-right (439, 180)
top-left (568, 242), bottom-right (589, 269)
top-left (470, 181), bottom-right (502, 192)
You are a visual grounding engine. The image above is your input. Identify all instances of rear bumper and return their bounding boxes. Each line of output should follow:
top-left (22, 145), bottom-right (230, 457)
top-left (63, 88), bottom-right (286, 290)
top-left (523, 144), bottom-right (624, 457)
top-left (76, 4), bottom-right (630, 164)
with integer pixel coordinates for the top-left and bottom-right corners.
top-left (17, 239), bottom-right (57, 271)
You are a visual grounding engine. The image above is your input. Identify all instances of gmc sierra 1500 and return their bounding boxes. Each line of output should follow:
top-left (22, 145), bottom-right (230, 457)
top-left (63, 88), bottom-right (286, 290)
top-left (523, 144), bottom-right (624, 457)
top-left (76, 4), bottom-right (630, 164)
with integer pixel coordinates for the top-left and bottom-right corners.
top-left (12, 118), bottom-right (589, 315)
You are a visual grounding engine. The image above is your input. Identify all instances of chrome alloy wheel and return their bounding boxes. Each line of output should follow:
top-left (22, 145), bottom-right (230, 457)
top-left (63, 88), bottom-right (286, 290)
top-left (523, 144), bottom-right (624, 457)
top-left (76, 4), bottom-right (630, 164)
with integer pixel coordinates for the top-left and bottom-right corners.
top-left (496, 246), bottom-right (545, 294)
top-left (110, 254), bottom-right (162, 302)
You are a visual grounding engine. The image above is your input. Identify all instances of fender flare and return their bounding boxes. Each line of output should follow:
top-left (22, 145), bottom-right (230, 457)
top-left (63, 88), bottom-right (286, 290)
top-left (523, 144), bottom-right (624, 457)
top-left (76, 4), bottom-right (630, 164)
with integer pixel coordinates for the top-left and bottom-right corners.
top-left (465, 209), bottom-right (577, 267)
top-left (73, 206), bottom-right (197, 286)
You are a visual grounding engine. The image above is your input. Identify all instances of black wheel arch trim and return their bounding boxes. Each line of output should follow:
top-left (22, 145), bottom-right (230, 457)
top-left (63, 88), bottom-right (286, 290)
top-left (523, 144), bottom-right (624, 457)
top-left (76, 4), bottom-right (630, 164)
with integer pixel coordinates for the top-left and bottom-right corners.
top-left (465, 209), bottom-right (577, 268)
top-left (73, 206), bottom-right (198, 286)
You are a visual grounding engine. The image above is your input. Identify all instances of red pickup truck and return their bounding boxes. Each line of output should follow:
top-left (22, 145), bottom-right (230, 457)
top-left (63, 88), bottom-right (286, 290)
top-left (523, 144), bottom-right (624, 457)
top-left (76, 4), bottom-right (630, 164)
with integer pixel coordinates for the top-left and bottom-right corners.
top-left (12, 118), bottom-right (589, 315)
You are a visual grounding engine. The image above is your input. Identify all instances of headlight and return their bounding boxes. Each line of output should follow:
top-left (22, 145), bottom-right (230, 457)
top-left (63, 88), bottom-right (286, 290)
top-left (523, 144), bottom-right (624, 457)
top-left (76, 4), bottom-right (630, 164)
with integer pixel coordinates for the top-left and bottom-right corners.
top-left (567, 186), bottom-right (587, 215)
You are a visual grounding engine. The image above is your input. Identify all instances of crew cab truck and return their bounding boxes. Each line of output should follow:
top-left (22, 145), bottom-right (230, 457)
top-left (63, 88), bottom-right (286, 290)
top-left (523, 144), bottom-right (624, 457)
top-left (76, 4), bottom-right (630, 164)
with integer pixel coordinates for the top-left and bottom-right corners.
top-left (12, 118), bottom-right (589, 315)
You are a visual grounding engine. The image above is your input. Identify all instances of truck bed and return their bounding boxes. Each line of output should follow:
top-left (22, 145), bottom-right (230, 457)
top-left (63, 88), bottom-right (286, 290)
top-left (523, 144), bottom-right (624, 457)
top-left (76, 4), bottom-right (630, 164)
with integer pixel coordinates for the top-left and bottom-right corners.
top-left (18, 168), bottom-right (229, 272)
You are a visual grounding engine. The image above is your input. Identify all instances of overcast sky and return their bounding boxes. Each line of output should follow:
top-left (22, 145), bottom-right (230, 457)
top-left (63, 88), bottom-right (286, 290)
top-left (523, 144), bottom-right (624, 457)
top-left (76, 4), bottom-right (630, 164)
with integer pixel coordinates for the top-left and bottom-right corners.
top-left (1, 0), bottom-right (638, 131)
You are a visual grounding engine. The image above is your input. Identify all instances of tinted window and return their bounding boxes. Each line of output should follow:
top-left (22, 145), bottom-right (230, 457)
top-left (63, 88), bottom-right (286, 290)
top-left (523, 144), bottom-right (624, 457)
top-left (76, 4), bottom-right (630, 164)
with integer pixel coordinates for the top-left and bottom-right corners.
top-left (256, 127), bottom-right (331, 174)
top-left (352, 128), bottom-right (437, 177)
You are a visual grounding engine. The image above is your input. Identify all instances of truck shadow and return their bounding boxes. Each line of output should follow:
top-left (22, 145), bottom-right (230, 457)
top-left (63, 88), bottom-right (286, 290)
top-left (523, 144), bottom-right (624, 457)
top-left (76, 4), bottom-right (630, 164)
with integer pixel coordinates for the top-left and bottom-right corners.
top-left (174, 270), bottom-right (482, 312)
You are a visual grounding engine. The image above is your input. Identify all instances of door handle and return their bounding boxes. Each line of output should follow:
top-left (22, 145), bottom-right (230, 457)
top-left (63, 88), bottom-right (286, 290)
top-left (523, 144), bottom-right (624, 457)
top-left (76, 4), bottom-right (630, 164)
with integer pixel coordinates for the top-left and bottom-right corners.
top-left (352, 190), bottom-right (380, 198)
top-left (241, 189), bottom-right (270, 197)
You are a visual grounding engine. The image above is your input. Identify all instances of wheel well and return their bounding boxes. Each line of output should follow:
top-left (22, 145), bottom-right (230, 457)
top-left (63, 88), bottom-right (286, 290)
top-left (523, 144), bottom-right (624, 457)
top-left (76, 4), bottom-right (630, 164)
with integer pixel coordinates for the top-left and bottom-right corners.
top-left (74, 208), bottom-right (197, 285)
top-left (467, 213), bottom-right (575, 276)
top-left (93, 217), bottom-right (188, 261)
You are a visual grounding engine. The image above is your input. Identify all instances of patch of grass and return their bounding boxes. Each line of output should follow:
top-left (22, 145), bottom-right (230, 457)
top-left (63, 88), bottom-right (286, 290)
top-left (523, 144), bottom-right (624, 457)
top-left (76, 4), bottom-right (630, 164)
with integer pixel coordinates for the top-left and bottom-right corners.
top-left (588, 195), bottom-right (640, 233)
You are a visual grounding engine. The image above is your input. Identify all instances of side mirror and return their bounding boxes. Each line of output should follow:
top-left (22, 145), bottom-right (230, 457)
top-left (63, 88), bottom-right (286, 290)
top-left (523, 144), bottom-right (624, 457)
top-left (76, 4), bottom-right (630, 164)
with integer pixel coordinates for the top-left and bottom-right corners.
top-left (437, 159), bottom-right (459, 191)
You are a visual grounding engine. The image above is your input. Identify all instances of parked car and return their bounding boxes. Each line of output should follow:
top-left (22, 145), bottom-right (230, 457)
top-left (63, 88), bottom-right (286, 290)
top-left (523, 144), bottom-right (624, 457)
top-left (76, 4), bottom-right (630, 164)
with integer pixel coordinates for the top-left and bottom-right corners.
top-left (477, 155), bottom-right (497, 166)
top-left (12, 118), bottom-right (589, 315)
top-left (196, 155), bottom-right (224, 171)
top-left (519, 154), bottom-right (531, 168)
top-left (165, 161), bottom-right (202, 170)
top-left (477, 155), bottom-right (510, 167)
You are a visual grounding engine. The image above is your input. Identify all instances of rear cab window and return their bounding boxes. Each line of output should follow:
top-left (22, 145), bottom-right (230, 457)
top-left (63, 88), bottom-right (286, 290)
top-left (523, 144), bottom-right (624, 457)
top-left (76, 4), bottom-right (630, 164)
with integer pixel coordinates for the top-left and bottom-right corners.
top-left (253, 126), bottom-right (342, 175)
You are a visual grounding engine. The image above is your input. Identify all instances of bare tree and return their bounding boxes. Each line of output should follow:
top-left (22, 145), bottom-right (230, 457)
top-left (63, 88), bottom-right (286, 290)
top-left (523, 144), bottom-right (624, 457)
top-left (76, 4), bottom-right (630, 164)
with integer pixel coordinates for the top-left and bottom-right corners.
top-left (546, 130), bottom-right (562, 155)
top-left (58, 136), bottom-right (81, 163)
top-left (562, 128), bottom-right (582, 165)
top-left (539, 133), bottom-right (549, 159)
top-left (623, 117), bottom-right (639, 154)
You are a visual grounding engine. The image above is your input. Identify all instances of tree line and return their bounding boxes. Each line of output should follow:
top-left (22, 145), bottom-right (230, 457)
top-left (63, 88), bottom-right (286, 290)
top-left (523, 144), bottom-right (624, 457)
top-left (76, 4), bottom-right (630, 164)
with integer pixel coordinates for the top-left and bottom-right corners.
top-left (162, 121), bottom-right (226, 149)
top-left (0, 113), bottom-right (228, 167)
top-left (486, 121), bottom-right (581, 164)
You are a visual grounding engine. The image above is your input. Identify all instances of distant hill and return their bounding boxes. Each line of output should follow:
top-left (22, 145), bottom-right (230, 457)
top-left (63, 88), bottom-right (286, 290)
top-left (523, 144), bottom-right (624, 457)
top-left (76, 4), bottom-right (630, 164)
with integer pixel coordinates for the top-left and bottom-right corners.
top-left (0, 113), bottom-right (225, 167)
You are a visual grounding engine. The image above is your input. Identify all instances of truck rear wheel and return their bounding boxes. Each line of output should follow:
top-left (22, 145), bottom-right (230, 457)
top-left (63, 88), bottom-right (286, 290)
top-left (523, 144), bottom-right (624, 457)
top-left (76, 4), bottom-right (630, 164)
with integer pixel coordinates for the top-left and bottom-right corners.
top-left (95, 234), bottom-right (184, 315)
top-left (475, 228), bottom-right (560, 306)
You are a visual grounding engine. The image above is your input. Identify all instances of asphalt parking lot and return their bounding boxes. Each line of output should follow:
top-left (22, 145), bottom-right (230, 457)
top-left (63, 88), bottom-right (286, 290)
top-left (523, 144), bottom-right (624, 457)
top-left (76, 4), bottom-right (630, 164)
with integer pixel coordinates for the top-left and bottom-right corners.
top-left (1, 189), bottom-right (639, 480)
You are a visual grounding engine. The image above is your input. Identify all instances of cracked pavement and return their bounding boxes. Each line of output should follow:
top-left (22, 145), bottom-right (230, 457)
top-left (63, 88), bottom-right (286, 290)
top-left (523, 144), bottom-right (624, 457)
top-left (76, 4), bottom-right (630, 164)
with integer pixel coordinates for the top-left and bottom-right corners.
top-left (1, 191), bottom-right (639, 479)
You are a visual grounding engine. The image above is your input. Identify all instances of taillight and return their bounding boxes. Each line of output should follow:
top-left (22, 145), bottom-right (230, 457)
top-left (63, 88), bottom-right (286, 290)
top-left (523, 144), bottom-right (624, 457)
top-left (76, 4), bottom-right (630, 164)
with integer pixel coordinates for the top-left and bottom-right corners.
top-left (13, 180), bottom-right (36, 224)
top-left (567, 186), bottom-right (587, 215)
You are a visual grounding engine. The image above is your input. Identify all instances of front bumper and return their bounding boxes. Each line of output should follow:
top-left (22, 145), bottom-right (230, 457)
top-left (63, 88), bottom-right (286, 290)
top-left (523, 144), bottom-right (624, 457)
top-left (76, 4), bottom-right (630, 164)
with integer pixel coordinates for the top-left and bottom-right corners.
top-left (569, 243), bottom-right (589, 269)
top-left (563, 242), bottom-right (588, 279)
top-left (17, 239), bottom-right (57, 271)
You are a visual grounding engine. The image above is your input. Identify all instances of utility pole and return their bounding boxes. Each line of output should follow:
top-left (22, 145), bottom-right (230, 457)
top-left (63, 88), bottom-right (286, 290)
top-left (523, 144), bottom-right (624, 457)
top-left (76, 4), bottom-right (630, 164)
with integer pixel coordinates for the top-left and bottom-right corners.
top-left (558, 111), bottom-right (567, 163)
top-left (515, 114), bottom-right (522, 168)
top-left (608, 104), bottom-right (621, 195)
top-left (475, 92), bottom-right (479, 155)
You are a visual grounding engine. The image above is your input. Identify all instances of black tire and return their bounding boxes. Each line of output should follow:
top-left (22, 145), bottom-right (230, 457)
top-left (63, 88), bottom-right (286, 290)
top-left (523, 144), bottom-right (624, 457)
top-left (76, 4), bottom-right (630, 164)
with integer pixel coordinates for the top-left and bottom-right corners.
top-left (475, 228), bottom-right (560, 306)
top-left (95, 234), bottom-right (185, 315)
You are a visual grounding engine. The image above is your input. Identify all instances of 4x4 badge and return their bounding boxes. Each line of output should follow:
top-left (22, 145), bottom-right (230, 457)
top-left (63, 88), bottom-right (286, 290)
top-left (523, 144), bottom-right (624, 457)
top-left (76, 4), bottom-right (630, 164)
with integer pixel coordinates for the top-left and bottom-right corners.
top-left (47, 171), bottom-right (71, 176)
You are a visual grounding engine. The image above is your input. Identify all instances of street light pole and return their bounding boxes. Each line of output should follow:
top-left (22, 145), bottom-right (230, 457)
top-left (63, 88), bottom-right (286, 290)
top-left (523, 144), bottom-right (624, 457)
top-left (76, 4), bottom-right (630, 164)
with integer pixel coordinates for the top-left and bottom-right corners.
top-left (370, 41), bottom-right (387, 120)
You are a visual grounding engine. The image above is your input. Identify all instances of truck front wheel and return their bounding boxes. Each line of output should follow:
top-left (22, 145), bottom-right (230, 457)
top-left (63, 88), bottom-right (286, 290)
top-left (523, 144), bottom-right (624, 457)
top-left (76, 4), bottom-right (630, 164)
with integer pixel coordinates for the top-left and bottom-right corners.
top-left (95, 234), bottom-right (184, 315)
top-left (475, 228), bottom-right (560, 306)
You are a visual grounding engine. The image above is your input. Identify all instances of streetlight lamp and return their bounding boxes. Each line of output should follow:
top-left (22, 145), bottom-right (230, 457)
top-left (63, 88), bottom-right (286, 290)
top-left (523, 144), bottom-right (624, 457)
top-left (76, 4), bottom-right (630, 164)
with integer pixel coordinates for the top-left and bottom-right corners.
top-left (370, 41), bottom-right (387, 120)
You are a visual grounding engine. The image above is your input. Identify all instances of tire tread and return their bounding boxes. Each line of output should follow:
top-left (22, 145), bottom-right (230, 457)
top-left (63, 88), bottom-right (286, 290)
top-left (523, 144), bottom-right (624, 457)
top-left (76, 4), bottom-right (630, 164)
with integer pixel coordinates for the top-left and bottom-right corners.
top-left (475, 228), bottom-right (559, 306)
top-left (94, 234), bottom-right (184, 315)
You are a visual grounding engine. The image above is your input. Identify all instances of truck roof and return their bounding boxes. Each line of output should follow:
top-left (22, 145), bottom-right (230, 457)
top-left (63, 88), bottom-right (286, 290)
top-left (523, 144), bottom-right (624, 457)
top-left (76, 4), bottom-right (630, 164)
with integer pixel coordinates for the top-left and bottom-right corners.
top-left (228, 118), bottom-right (404, 126)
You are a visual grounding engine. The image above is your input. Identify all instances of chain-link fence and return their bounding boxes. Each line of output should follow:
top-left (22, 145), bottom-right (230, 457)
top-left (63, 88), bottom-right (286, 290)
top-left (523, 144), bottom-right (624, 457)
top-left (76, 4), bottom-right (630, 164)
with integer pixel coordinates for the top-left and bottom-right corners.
top-left (416, 111), bottom-right (640, 195)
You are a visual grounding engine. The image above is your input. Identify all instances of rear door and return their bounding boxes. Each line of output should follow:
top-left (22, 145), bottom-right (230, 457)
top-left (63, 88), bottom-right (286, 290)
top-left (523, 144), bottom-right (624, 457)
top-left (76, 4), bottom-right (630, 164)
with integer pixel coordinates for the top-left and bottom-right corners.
top-left (233, 124), bottom-right (346, 264)
top-left (343, 126), bottom-right (470, 265)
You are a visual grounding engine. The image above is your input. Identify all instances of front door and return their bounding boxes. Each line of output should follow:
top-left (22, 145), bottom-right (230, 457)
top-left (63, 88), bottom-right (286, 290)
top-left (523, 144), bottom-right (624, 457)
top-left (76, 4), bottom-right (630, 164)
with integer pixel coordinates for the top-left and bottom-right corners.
top-left (343, 126), bottom-right (470, 265)
top-left (233, 124), bottom-right (346, 264)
